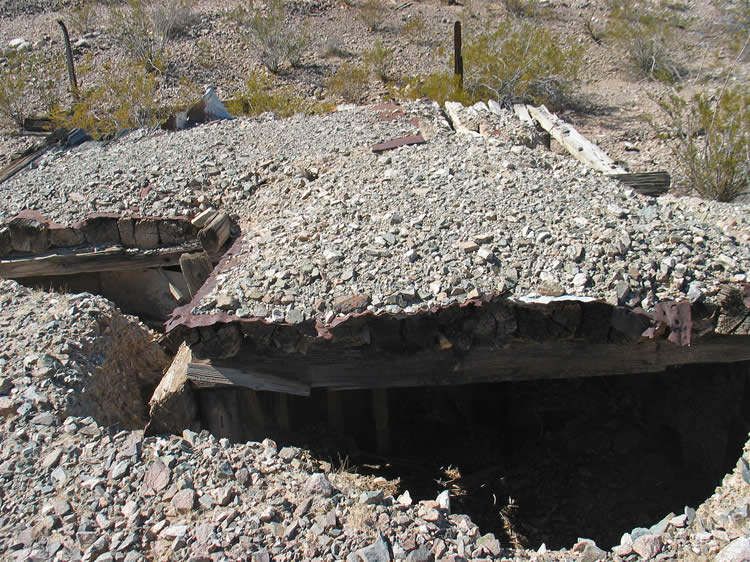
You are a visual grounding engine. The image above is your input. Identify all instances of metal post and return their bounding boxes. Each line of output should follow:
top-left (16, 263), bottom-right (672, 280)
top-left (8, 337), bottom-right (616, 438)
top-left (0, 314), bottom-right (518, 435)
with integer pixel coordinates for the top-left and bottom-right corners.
top-left (454, 21), bottom-right (463, 92)
top-left (57, 20), bottom-right (79, 100)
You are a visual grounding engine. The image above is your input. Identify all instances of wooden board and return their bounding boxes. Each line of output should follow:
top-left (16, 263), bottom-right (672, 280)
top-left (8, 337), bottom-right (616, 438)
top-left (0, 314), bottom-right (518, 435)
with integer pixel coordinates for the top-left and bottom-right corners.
top-left (611, 171), bottom-right (671, 196)
top-left (0, 242), bottom-right (200, 278)
top-left (526, 104), bottom-right (627, 175)
top-left (186, 334), bottom-right (750, 394)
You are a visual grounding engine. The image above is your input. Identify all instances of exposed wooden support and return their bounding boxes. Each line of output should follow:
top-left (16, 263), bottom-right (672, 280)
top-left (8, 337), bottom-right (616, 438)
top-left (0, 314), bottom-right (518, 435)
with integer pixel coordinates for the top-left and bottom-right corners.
top-left (327, 390), bottom-right (345, 432)
top-left (187, 359), bottom-right (311, 396)
top-left (198, 212), bottom-right (231, 254)
top-left (147, 343), bottom-right (198, 436)
top-left (198, 388), bottom-right (248, 442)
top-left (372, 389), bottom-right (391, 455)
top-left (242, 389), bottom-right (266, 441)
top-left (179, 252), bottom-right (213, 298)
top-left (0, 242), bottom-right (200, 278)
top-left (512, 103), bottom-right (533, 124)
top-left (186, 335), bottom-right (750, 393)
top-left (526, 104), bottom-right (627, 175)
top-left (274, 393), bottom-right (291, 431)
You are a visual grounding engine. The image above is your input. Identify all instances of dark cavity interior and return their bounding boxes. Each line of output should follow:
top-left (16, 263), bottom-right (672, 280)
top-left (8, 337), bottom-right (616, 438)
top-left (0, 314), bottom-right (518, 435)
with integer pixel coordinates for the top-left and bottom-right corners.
top-left (196, 361), bottom-right (750, 550)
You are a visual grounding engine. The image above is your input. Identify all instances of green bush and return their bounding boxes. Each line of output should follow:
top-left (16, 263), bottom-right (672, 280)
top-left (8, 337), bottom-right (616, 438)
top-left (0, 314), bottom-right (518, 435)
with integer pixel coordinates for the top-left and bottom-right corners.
top-left (604, 0), bottom-right (686, 83)
top-left (654, 85), bottom-right (750, 201)
top-left (400, 72), bottom-right (473, 106)
top-left (714, 0), bottom-right (750, 58)
top-left (462, 20), bottom-right (583, 108)
top-left (238, 0), bottom-right (309, 73)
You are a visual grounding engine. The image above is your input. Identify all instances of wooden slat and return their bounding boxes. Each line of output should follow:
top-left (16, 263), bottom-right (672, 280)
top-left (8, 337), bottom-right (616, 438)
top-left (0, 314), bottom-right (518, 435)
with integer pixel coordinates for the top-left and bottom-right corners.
top-left (188, 335), bottom-right (750, 393)
top-left (0, 242), bottom-right (200, 278)
top-left (0, 145), bottom-right (52, 184)
top-left (187, 361), bottom-right (311, 396)
top-left (611, 171), bottom-right (671, 196)
top-left (527, 104), bottom-right (627, 175)
top-left (512, 103), bottom-right (533, 124)
top-left (198, 212), bottom-right (231, 254)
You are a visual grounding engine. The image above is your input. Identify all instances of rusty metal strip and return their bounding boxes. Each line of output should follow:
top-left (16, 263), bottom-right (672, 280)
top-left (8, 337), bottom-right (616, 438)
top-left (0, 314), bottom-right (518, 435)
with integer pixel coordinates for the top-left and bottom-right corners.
top-left (372, 134), bottom-right (426, 153)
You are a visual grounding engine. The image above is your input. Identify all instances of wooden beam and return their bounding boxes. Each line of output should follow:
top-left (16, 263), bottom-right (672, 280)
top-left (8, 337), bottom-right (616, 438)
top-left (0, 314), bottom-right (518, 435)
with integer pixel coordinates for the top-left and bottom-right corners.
top-left (186, 360), bottom-right (311, 396)
top-left (512, 103), bottom-right (533, 124)
top-left (527, 104), bottom-right (627, 175)
top-left (0, 243), bottom-right (200, 278)
top-left (198, 212), bottom-right (231, 254)
top-left (187, 335), bottom-right (750, 392)
top-left (179, 252), bottom-right (213, 298)
top-left (147, 343), bottom-right (198, 436)
top-left (274, 393), bottom-right (291, 431)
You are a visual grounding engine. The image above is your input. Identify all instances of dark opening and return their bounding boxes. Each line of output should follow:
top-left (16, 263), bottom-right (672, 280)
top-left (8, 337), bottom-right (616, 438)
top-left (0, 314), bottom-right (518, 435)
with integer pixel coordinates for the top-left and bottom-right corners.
top-left (198, 361), bottom-right (750, 550)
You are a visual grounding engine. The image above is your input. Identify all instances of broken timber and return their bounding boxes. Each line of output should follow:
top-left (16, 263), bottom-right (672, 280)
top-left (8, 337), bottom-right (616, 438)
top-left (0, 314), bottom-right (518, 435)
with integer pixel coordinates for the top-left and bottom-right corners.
top-left (0, 242), bottom-right (200, 278)
top-left (524, 104), bottom-right (670, 195)
top-left (198, 212), bottom-right (231, 254)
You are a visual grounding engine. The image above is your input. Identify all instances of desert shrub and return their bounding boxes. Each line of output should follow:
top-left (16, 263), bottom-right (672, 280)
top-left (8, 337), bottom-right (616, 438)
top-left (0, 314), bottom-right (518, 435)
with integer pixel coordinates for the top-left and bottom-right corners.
top-left (604, 0), bottom-right (686, 83)
top-left (363, 41), bottom-right (394, 82)
top-left (325, 63), bottom-right (370, 103)
top-left (714, 0), bottom-right (750, 58)
top-left (230, 71), bottom-right (331, 117)
top-left (237, 0), bottom-right (309, 73)
top-left (357, 0), bottom-right (387, 31)
top-left (462, 20), bottom-right (583, 109)
top-left (400, 14), bottom-right (427, 42)
top-left (502, 0), bottom-right (539, 18)
top-left (109, 0), bottom-right (196, 72)
top-left (67, 2), bottom-right (99, 35)
top-left (654, 85), bottom-right (749, 201)
top-left (400, 72), bottom-right (473, 105)
top-left (0, 52), bottom-right (65, 129)
top-left (320, 37), bottom-right (349, 58)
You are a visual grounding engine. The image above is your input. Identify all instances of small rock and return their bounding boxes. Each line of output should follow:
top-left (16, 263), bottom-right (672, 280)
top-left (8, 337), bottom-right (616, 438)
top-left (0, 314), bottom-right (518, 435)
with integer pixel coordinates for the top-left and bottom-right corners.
top-left (716, 537), bottom-right (750, 562)
top-left (633, 534), bottom-right (663, 559)
top-left (170, 489), bottom-right (195, 513)
top-left (304, 473), bottom-right (333, 497)
top-left (353, 532), bottom-right (392, 562)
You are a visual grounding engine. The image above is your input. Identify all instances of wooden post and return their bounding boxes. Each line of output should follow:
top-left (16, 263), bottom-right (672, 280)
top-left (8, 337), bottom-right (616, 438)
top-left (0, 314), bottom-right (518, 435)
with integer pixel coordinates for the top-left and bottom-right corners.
top-left (179, 251), bottom-right (213, 298)
top-left (372, 389), bottom-right (391, 455)
top-left (242, 389), bottom-right (266, 441)
top-left (198, 212), bottom-right (231, 255)
top-left (56, 20), bottom-right (79, 100)
top-left (274, 393), bottom-right (291, 432)
top-left (327, 390), bottom-right (345, 433)
top-left (454, 21), bottom-right (463, 92)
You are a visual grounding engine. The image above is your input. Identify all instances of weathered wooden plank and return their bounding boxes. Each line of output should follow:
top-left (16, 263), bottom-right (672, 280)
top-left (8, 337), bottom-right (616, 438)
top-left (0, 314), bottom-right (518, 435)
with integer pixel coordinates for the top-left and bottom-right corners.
top-left (527, 104), bottom-right (627, 175)
top-left (0, 144), bottom-right (51, 184)
top-left (191, 335), bottom-right (750, 392)
top-left (512, 103), bottom-right (533, 124)
top-left (198, 212), bottom-right (231, 254)
top-left (611, 171), bottom-right (671, 196)
top-left (147, 343), bottom-right (198, 436)
top-left (186, 361), bottom-right (311, 396)
top-left (0, 242), bottom-right (201, 278)
top-left (179, 252), bottom-right (213, 298)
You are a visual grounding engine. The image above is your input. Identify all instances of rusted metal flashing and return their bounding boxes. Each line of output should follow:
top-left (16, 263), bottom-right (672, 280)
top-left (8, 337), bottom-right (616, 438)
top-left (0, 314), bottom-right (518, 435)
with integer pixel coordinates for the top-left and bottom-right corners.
top-left (650, 301), bottom-right (692, 346)
top-left (372, 134), bottom-right (426, 153)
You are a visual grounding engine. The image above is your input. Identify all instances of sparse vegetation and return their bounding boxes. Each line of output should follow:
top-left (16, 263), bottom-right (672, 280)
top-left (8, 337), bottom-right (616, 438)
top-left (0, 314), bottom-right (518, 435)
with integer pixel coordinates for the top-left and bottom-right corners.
top-left (357, 0), bottom-right (387, 31)
top-left (654, 84), bottom-right (750, 202)
top-left (501, 0), bottom-right (539, 18)
top-left (604, 0), bottom-right (686, 83)
top-left (400, 14), bottom-right (427, 42)
top-left (227, 70), bottom-right (331, 117)
top-left (363, 41), bottom-right (394, 82)
top-left (0, 52), bottom-right (64, 130)
top-left (67, 2), bottom-right (98, 35)
top-left (109, 0), bottom-right (196, 72)
top-left (326, 62), bottom-right (370, 103)
top-left (237, 0), bottom-right (309, 73)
